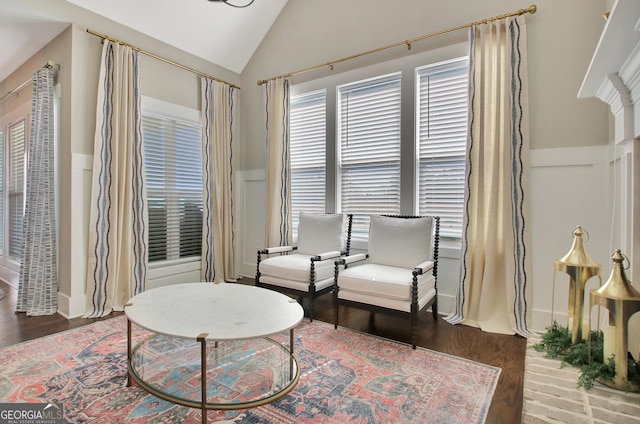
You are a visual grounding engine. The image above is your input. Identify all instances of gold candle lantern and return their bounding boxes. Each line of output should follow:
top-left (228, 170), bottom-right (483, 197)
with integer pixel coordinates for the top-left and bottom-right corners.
top-left (589, 249), bottom-right (640, 392)
top-left (553, 225), bottom-right (601, 344)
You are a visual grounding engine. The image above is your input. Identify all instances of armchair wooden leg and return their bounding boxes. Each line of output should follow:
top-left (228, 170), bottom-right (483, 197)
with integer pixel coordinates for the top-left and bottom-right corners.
top-left (411, 314), bottom-right (418, 350)
top-left (309, 296), bottom-right (315, 322)
top-left (432, 298), bottom-right (438, 320)
top-left (333, 289), bottom-right (339, 329)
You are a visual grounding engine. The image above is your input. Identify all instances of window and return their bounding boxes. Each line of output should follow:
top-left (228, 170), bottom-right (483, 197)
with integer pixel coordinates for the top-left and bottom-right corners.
top-left (8, 120), bottom-right (25, 259)
top-left (416, 58), bottom-right (469, 238)
top-left (142, 111), bottom-right (203, 263)
top-left (289, 49), bottom-right (469, 242)
top-left (338, 73), bottom-right (402, 237)
top-left (290, 90), bottom-right (326, 233)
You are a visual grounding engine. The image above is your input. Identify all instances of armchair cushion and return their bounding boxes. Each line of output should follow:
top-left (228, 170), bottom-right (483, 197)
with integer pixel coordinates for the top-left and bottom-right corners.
top-left (259, 253), bottom-right (334, 283)
top-left (260, 275), bottom-right (334, 293)
top-left (297, 213), bottom-right (344, 255)
top-left (338, 287), bottom-right (436, 313)
top-left (337, 263), bottom-right (435, 301)
top-left (368, 216), bottom-right (433, 269)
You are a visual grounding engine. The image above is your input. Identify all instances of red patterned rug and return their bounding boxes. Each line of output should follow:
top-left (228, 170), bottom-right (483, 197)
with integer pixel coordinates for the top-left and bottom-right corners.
top-left (0, 316), bottom-right (499, 423)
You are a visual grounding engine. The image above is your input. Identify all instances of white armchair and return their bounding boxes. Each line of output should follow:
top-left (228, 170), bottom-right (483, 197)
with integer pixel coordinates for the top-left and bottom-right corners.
top-left (256, 213), bottom-right (353, 321)
top-left (333, 215), bottom-right (440, 348)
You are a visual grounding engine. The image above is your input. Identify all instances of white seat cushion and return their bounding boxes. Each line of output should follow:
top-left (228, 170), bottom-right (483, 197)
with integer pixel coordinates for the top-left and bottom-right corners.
top-left (368, 216), bottom-right (433, 269)
top-left (260, 275), bottom-right (334, 293)
top-left (259, 253), bottom-right (335, 283)
top-left (297, 212), bottom-right (345, 255)
top-left (337, 263), bottom-right (435, 301)
top-left (338, 287), bottom-right (436, 313)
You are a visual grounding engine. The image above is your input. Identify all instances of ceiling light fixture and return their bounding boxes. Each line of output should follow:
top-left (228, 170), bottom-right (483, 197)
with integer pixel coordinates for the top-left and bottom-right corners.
top-left (208, 0), bottom-right (255, 8)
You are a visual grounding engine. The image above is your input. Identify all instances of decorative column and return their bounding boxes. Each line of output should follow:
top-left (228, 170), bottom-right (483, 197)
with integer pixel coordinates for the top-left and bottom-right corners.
top-left (553, 225), bottom-right (601, 344)
top-left (589, 249), bottom-right (640, 392)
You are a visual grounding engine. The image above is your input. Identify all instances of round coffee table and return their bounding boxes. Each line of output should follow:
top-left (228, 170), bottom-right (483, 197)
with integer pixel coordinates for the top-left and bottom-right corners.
top-left (124, 282), bottom-right (304, 423)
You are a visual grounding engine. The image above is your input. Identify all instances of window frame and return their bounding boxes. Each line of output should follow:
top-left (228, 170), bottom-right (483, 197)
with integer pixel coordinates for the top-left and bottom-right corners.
top-left (336, 72), bottom-right (403, 240)
top-left (0, 114), bottom-right (29, 269)
top-left (141, 97), bottom-right (203, 271)
top-left (289, 42), bottom-right (469, 249)
top-left (415, 57), bottom-right (470, 238)
top-left (289, 89), bottom-right (327, 235)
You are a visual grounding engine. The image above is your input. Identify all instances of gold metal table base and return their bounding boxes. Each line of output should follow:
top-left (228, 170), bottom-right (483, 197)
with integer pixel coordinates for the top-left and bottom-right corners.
top-left (126, 319), bottom-right (300, 424)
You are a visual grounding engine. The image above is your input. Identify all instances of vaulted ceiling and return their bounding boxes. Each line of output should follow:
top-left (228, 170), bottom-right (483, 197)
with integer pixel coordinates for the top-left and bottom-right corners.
top-left (0, 0), bottom-right (288, 82)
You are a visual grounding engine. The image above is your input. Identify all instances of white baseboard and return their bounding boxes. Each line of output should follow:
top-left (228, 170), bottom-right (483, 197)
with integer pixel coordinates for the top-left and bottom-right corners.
top-left (57, 292), bottom-right (86, 319)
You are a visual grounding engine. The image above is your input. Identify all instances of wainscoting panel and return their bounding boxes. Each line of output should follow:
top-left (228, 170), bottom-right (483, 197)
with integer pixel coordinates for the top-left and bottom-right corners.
top-left (235, 170), bottom-right (267, 279)
top-left (234, 146), bottom-right (614, 332)
top-left (529, 146), bottom-right (611, 333)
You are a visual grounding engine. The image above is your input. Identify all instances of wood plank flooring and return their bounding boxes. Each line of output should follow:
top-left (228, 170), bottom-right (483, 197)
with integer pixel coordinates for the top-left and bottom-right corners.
top-left (0, 278), bottom-right (526, 423)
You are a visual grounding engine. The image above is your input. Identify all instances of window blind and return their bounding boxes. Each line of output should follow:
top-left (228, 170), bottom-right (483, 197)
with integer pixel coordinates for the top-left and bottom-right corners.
top-left (142, 112), bottom-right (203, 262)
top-left (338, 73), bottom-right (402, 237)
top-left (8, 120), bottom-right (25, 258)
top-left (417, 59), bottom-right (469, 238)
top-left (290, 90), bottom-right (326, 233)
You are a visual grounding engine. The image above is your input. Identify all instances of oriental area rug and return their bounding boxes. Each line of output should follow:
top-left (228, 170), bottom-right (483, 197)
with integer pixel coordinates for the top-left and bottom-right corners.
top-left (0, 316), bottom-right (500, 424)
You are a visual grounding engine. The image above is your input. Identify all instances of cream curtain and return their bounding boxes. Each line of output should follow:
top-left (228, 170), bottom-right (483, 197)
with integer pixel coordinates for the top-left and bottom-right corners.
top-left (16, 67), bottom-right (58, 316)
top-left (200, 77), bottom-right (237, 282)
top-left (263, 77), bottom-right (292, 247)
top-left (84, 41), bottom-right (148, 318)
top-left (446, 15), bottom-right (532, 336)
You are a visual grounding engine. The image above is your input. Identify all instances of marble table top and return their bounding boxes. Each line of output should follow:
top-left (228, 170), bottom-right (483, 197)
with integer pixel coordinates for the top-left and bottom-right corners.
top-left (125, 282), bottom-right (304, 341)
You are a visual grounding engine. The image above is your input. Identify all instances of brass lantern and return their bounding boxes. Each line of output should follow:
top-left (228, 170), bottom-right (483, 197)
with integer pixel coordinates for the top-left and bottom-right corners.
top-left (589, 249), bottom-right (640, 392)
top-left (553, 225), bottom-right (601, 344)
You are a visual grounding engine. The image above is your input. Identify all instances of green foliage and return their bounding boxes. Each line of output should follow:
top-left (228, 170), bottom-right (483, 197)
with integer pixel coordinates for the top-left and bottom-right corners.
top-left (532, 321), bottom-right (571, 358)
top-left (532, 322), bottom-right (640, 391)
top-left (577, 356), bottom-right (615, 390)
top-left (562, 329), bottom-right (604, 368)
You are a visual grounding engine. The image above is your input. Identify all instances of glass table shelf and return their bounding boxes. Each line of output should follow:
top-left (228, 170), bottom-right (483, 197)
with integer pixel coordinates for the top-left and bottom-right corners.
top-left (129, 334), bottom-right (299, 410)
top-left (124, 283), bottom-right (304, 423)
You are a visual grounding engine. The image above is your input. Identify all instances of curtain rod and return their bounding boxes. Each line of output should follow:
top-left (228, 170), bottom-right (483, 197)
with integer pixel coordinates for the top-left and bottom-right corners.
top-left (257, 4), bottom-right (537, 86)
top-left (86, 29), bottom-right (241, 90)
top-left (0, 61), bottom-right (58, 104)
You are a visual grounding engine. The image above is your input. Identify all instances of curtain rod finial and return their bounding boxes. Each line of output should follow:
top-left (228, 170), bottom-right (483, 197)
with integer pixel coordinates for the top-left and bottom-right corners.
top-left (528, 5), bottom-right (537, 14)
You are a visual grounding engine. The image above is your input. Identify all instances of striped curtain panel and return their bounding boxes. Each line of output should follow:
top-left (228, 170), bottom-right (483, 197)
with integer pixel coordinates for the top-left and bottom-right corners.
top-left (200, 77), bottom-right (237, 282)
top-left (446, 15), bottom-right (532, 336)
top-left (84, 41), bottom-right (148, 318)
top-left (263, 77), bottom-right (292, 247)
top-left (16, 67), bottom-right (58, 316)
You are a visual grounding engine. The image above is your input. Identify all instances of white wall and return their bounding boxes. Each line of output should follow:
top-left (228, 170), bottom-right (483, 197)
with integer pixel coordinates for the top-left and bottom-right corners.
top-left (1, 1), bottom-right (241, 317)
top-left (237, 0), bottom-right (613, 333)
top-left (235, 145), bottom-right (613, 333)
top-left (2, 0), bottom-right (616, 328)
top-left (529, 146), bottom-right (611, 331)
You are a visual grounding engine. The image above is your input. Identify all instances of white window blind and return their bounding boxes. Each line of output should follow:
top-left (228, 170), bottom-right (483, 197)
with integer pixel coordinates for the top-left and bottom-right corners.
top-left (338, 73), bottom-right (402, 237)
top-left (290, 90), bottom-right (326, 233)
top-left (8, 120), bottom-right (25, 258)
top-left (417, 59), bottom-right (469, 238)
top-left (142, 112), bottom-right (203, 262)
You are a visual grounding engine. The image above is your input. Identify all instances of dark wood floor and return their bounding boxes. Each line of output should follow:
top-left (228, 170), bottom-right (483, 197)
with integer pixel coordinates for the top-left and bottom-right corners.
top-left (0, 278), bottom-right (526, 423)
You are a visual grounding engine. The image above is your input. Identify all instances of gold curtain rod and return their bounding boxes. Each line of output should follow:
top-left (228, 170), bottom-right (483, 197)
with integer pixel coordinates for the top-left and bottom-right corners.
top-left (87, 29), bottom-right (240, 90)
top-left (257, 4), bottom-right (537, 86)
top-left (0, 61), bottom-right (59, 104)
